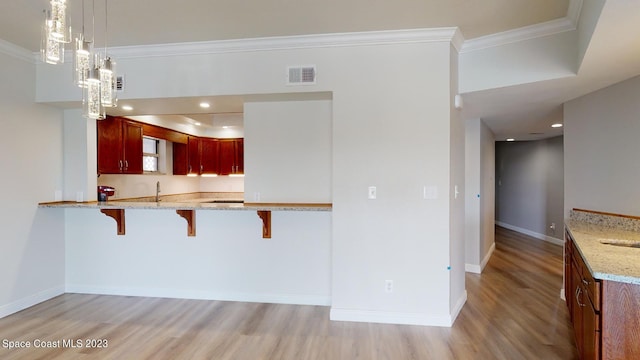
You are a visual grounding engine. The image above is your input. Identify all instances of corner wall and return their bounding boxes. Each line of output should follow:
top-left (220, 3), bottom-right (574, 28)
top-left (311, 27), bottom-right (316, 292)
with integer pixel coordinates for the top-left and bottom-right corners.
top-left (465, 118), bottom-right (495, 273)
top-left (0, 50), bottom-right (65, 318)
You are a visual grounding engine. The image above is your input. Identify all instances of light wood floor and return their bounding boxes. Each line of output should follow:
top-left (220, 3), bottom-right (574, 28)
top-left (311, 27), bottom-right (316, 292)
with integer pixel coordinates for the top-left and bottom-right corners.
top-left (0, 226), bottom-right (577, 359)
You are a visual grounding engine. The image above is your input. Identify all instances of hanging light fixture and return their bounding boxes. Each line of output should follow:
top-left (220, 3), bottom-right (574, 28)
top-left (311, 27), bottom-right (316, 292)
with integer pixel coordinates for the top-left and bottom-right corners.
top-left (41, 10), bottom-right (64, 64)
top-left (99, 0), bottom-right (117, 108)
top-left (81, 0), bottom-right (117, 119)
top-left (49, 0), bottom-right (71, 42)
top-left (41, 0), bottom-right (118, 120)
top-left (41, 0), bottom-right (71, 65)
top-left (74, 0), bottom-right (92, 87)
top-left (85, 55), bottom-right (104, 120)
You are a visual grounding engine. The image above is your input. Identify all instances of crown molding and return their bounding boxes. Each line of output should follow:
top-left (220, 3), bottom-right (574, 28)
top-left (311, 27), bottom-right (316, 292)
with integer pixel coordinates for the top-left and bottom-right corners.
top-left (567, 0), bottom-right (584, 26)
top-left (0, 39), bottom-right (36, 63)
top-left (460, 17), bottom-right (575, 53)
top-left (460, 0), bottom-right (582, 54)
top-left (107, 28), bottom-right (459, 59)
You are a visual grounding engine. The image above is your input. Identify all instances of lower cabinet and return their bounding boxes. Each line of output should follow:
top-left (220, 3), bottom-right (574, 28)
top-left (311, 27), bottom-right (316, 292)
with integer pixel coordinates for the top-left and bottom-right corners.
top-left (565, 230), bottom-right (640, 359)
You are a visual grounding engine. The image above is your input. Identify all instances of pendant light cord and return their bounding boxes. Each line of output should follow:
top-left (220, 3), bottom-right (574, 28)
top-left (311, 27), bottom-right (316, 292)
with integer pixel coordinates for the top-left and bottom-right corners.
top-left (104, 0), bottom-right (108, 56)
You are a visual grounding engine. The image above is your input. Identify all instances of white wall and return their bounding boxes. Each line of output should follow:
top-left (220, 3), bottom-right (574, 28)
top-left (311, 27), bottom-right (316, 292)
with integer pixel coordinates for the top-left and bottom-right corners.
top-left (448, 44), bottom-right (466, 320)
top-left (464, 118), bottom-right (495, 273)
top-left (0, 49), bottom-right (65, 318)
top-left (496, 136), bottom-right (564, 242)
top-left (565, 75), bottom-right (640, 217)
top-left (65, 209), bottom-right (331, 304)
top-left (244, 99), bottom-right (332, 203)
top-left (480, 121), bottom-right (496, 261)
top-left (37, 30), bottom-right (464, 326)
top-left (459, 31), bottom-right (577, 94)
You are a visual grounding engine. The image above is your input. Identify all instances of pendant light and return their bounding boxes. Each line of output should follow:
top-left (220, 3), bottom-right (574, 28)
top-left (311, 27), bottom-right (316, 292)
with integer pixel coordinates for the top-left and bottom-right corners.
top-left (85, 54), bottom-right (105, 120)
top-left (41, 10), bottom-right (64, 64)
top-left (74, 0), bottom-right (92, 88)
top-left (99, 0), bottom-right (117, 108)
top-left (49, 0), bottom-right (71, 42)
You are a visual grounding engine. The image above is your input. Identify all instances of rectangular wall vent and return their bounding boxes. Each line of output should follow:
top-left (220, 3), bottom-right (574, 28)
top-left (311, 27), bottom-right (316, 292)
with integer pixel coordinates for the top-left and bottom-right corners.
top-left (287, 66), bottom-right (316, 85)
top-left (116, 75), bottom-right (125, 92)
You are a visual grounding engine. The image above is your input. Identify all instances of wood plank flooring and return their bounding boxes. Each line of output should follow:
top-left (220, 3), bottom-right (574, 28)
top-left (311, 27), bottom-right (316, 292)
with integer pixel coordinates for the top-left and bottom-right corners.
top-left (0, 226), bottom-right (577, 359)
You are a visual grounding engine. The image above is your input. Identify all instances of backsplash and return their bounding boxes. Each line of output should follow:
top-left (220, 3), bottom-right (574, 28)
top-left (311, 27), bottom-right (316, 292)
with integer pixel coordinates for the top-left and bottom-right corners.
top-left (98, 174), bottom-right (244, 200)
top-left (570, 209), bottom-right (640, 232)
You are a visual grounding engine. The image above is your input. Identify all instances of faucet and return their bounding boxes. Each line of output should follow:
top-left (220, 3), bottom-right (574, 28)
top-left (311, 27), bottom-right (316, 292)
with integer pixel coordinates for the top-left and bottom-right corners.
top-left (156, 181), bottom-right (161, 202)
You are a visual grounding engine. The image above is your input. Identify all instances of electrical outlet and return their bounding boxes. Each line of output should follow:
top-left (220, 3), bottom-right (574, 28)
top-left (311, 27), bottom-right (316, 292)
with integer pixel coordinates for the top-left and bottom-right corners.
top-left (385, 280), bottom-right (393, 293)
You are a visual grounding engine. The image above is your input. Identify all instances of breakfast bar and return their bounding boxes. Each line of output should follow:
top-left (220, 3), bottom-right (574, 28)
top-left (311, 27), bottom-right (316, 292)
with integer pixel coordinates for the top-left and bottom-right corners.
top-left (39, 200), bottom-right (331, 238)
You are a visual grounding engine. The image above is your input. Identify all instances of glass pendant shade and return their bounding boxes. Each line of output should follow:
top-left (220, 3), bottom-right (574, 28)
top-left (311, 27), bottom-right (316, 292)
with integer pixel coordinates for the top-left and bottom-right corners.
top-left (49, 0), bottom-right (70, 43)
top-left (41, 13), bottom-right (64, 64)
top-left (74, 35), bottom-right (92, 88)
top-left (84, 63), bottom-right (105, 120)
top-left (99, 57), bottom-right (117, 107)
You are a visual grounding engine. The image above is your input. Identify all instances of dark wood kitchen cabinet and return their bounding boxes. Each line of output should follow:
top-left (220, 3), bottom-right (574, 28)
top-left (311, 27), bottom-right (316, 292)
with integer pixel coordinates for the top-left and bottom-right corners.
top-left (200, 138), bottom-right (219, 175)
top-left (97, 116), bottom-right (143, 174)
top-left (173, 137), bottom-right (219, 176)
top-left (565, 230), bottom-right (640, 359)
top-left (218, 138), bottom-right (243, 175)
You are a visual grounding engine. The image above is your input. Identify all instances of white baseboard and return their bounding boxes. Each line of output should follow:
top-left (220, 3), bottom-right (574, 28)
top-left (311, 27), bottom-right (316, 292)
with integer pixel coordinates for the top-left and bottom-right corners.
top-left (496, 221), bottom-right (564, 246)
top-left (329, 303), bottom-right (461, 327)
top-left (329, 308), bottom-right (451, 327)
top-left (0, 285), bottom-right (65, 319)
top-left (465, 242), bottom-right (496, 274)
top-left (450, 290), bottom-right (467, 324)
top-left (465, 264), bottom-right (481, 273)
top-left (65, 285), bottom-right (331, 306)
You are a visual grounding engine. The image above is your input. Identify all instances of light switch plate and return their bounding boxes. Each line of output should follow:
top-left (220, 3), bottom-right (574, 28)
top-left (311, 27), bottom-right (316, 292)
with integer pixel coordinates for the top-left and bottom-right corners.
top-left (423, 186), bottom-right (438, 199)
top-left (368, 186), bottom-right (377, 199)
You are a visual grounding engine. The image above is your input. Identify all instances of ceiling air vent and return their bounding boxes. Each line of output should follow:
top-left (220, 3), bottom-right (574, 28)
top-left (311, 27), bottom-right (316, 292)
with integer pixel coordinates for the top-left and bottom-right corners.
top-left (287, 66), bottom-right (316, 85)
top-left (115, 75), bottom-right (125, 92)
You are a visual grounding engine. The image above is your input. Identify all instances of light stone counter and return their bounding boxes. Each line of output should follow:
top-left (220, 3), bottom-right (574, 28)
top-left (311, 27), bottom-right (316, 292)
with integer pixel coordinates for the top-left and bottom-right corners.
top-left (566, 210), bottom-right (640, 285)
top-left (39, 201), bottom-right (332, 212)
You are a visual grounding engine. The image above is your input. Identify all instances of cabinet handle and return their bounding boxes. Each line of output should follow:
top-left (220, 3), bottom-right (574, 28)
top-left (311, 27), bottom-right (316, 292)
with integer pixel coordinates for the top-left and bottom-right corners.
top-left (119, 160), bottom-right (123, 170)
top-left (200, 165), bottom-right (203, 173)
top-left (582, 279), bottom-right (589, 286)
top-left (189, 165), bottom-right (192, 173)
top-left (575, 286), bottom-right (585, 307)
top-left (124, 160), bottom-right (129, 170)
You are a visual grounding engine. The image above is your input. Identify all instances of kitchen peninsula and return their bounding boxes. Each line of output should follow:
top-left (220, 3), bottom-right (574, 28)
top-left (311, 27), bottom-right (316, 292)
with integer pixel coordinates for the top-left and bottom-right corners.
top-left (39, 198), bottom-right (331, 238)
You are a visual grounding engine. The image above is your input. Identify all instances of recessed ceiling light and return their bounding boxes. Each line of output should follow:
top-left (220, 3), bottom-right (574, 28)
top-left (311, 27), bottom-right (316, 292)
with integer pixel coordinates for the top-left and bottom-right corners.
top-left (121, 105), bottom-right (133, 111)
top-left (506, 138), bottom-right (515, 142)
top-left (551, 123), bottom-right (563, 128)
top-left (222, 126), bottom-right (229, 129)
top-left (195, 122), bottom-right (201, 126)
top-left (199, 102), bottom-right (210, 109)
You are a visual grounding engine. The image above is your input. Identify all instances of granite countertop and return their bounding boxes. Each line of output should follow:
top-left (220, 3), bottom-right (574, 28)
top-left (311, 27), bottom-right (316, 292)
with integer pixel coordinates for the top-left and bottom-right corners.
top-left (566, 212), bottom-right (640, 285)
top-left (39, 200), bottom-right (332, 212)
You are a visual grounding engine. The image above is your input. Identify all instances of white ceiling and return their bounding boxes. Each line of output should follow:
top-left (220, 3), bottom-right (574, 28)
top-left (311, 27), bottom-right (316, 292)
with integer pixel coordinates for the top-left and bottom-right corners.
top-left (3, 0), bottom-right (640, 140)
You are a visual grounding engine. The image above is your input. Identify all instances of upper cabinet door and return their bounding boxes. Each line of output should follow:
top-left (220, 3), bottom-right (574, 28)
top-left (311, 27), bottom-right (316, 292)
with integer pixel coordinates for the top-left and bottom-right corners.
top-left (235, 138), bottom-right (244, 174)
top-left (200, 138), bottom-right (219, 175)
top-left (122, 120), bottom-right (143, 174)
top-left (97, 117), bottom-right (124, 174)
top-left (187, 136), bottom-right (201, 175)
top-left (218, 138), bottom-right (243, 175)
top-left (97, 117), bottom-right (143, 174)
